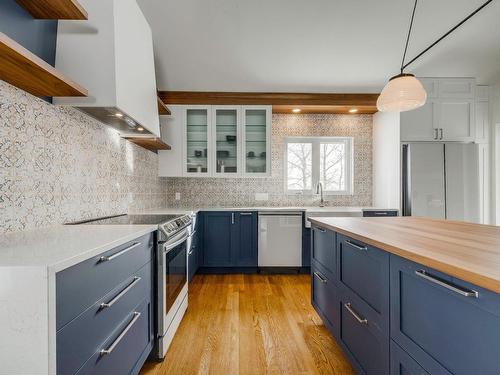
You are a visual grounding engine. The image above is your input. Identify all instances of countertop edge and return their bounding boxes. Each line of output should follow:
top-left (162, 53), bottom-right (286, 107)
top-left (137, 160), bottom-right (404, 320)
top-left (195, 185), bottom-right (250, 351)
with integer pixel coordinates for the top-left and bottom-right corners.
top-left (48, 225), bottom-right (157, 273)
top-left (308, 217), bottom-right (500, 294)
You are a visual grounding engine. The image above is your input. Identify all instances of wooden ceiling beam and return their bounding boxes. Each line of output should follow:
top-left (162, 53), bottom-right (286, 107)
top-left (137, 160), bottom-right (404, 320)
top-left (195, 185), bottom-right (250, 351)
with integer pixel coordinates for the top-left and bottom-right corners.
top-left (158, 91), bottom-right (379, 107)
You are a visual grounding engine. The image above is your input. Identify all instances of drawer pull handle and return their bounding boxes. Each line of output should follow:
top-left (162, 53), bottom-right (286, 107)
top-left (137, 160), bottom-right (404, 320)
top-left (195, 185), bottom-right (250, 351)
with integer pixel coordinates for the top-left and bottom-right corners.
top-left (240, 212), bottom-right (253, 216)
top-left (314, 271), bottom-right (327, 283)
top-left (316, 227), bottom-right (327, 233)
top-left (373, 212), bottom-right (388, 216)
top-left (344, 303), bottom-right (368, 325)
top-left (100, 277), bottom-right (141, 310)
top-left (100, 311), bottom-right (141, 356)
top-left (345, 240), bottom-right (368, 251)
top-left (415, 270), bottom-right (478, 298)
top-left (99, 242), bottom-right (141, 263)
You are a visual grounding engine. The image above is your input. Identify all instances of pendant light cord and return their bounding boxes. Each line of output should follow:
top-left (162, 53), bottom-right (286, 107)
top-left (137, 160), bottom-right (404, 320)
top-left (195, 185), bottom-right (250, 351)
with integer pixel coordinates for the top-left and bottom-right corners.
top-left (401, 0), bottom-right (418, 74)
top-left (401, 0), bottom-right (494, 72)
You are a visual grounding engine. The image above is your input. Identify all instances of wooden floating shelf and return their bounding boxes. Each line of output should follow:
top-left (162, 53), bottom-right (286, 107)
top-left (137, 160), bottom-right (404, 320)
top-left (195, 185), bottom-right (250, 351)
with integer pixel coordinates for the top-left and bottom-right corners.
top-left (157, 96), bottom-right (171, 115)
top-left (15, 0), bottom-right (88, 20)
top-left (123, 136), bottom-right (171, 153)
top-left (0, 32), bottom-right (87, 97)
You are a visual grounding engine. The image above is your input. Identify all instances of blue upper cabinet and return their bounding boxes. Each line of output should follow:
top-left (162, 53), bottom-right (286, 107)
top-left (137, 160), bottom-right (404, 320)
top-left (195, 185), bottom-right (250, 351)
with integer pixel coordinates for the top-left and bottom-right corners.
top-left (202, 211), bottom-right (257, 268)
top-left (0, 0), bottom-right (57, 65)
top-left (390, 255), bottom-right (500, 375)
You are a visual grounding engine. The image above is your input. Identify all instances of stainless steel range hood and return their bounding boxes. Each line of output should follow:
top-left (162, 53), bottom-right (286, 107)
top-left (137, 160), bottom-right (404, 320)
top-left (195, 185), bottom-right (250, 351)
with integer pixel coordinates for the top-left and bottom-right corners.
top-left (53, 0), bottom-right (160, 137)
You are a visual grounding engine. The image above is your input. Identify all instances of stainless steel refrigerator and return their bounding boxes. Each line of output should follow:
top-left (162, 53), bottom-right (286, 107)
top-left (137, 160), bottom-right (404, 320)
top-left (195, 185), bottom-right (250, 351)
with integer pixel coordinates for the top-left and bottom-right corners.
top-left (402, 143), bottom-right (480, 223)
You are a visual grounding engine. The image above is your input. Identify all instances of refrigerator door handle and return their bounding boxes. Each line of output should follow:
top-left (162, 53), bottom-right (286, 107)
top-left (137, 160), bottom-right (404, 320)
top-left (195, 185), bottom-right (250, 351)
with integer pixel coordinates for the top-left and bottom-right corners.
top-left (402, 144), bottom-right (412, 216)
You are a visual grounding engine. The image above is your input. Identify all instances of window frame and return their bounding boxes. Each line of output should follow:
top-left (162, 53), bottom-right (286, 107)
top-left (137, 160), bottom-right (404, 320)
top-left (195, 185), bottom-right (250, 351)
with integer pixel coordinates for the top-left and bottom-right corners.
top-left (284, 136), bottom-right (354, 195)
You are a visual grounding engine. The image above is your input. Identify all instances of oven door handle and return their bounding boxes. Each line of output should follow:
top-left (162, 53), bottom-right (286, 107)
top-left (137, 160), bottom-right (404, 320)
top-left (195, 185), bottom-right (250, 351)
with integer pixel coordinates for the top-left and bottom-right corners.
top-left (164, 232), bottom-right (189, 252)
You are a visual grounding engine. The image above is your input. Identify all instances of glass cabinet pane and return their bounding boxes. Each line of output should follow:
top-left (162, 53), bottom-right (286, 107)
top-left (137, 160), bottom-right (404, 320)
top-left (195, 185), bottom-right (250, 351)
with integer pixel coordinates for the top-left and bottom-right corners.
top-left (245, 109), bottom-right (267, 174)
top-left (186, 109), bottom-right (208, 174)
top-left (215, 109), bottom-right (238, 174)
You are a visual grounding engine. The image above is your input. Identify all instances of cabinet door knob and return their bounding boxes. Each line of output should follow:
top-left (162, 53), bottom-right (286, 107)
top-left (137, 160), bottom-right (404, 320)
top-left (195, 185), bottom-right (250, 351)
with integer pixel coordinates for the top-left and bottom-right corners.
top-left (439, 128), bottom-right (443, 140)
top-left (434, 128), bottom-right (439, 140)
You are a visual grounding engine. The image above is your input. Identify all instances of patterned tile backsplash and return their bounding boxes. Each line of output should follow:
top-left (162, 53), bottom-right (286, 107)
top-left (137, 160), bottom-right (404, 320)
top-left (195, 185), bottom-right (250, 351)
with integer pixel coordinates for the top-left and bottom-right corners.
top-left (0, 81), bottom-right (167, 233)
top-left (166, 113), bottom-right (373, 208)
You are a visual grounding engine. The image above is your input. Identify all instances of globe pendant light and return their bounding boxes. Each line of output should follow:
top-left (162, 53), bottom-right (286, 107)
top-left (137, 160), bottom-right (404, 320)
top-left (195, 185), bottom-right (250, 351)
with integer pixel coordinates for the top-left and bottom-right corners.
top-left (377, 0), bottom-right (493, 113)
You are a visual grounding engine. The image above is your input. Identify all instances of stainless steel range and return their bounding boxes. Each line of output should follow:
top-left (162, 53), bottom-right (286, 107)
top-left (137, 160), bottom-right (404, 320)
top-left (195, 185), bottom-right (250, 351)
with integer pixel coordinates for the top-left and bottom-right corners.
top-left (67, 213), bottom-right (193, 359)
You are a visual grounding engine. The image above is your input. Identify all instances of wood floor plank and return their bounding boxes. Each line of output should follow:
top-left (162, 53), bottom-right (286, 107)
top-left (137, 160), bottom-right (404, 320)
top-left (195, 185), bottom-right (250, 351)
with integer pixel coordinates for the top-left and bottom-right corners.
top-left (140, 274), bottom-right (355, 375)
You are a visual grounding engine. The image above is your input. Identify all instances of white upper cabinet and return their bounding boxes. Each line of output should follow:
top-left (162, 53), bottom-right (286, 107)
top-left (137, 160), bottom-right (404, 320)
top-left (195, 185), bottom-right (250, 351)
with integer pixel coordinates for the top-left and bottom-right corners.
top-left (158, 105), bottom-right (271, 178)
top-left (400, 101), bottom-right (437, 141)
top-left (475, 86), bottom-right (490, 144)
top-left (400, 78), bottom-right (476, 143)
top-left (54, 0), bottom-right (160, 137)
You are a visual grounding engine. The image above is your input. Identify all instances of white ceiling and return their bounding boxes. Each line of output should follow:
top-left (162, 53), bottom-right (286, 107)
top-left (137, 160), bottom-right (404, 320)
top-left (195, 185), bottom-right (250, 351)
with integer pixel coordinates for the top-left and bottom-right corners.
top-left (137, 0), bottom-right (500, 92)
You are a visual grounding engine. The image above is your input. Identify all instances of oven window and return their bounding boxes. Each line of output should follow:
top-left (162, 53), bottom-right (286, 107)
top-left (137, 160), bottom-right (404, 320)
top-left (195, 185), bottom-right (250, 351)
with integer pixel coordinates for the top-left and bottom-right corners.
top-left (165, 240), bottom-right (187, 311)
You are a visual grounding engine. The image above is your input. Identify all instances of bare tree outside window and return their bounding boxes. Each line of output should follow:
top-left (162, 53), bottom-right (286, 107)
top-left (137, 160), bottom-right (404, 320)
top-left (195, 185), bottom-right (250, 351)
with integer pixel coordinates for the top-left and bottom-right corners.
top-left (287, 143), bottom-right (312, 190)
top-left (285, 137), bottom-right (352, 194)
top-left (320, 143), bottom-right (346, 191)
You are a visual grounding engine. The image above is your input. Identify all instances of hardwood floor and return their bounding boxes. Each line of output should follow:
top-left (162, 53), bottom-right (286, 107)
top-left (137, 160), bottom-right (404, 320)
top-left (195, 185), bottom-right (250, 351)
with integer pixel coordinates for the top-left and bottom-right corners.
top-left (140, 274), bottom-right (355, 375)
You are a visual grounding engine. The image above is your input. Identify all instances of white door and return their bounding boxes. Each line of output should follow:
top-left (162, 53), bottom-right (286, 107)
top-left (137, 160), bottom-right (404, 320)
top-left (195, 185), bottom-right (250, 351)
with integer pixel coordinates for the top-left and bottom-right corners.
top-left (212, 106), bottom-right (241, 177)
top-left (184, 106), bottom-right (212, 176)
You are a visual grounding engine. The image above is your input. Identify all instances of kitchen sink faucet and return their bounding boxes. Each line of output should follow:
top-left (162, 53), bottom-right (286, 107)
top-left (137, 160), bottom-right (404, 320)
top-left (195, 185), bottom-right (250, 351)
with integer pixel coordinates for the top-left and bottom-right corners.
top-left (315, 181), bottom-right (325, 207)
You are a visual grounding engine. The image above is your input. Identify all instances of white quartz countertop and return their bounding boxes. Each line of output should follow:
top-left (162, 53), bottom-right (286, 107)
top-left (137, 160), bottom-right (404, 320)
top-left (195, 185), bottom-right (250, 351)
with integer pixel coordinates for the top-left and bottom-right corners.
top-left (0, 225), bottom-right (157, 272)
top-left (131, 206), bottom-right (393, 215)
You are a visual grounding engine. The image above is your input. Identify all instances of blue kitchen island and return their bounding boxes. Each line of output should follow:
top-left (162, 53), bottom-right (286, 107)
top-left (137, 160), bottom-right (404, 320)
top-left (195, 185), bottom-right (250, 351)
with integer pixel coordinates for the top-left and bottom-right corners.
top-left (308, 216), bottom-right (500, 375)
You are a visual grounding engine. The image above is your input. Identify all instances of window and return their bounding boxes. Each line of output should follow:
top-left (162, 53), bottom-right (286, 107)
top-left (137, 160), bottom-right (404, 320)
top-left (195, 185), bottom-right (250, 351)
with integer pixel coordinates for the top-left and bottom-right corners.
top-left (284, 137), bottom-right (353, 195)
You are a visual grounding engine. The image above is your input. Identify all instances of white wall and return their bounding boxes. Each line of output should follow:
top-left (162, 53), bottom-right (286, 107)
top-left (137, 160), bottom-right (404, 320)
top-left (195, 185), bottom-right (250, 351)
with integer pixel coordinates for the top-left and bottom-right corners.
top-left (491, 83), bottom-right (500, 224)
top-left (372, 112), bottom-right (400, 210)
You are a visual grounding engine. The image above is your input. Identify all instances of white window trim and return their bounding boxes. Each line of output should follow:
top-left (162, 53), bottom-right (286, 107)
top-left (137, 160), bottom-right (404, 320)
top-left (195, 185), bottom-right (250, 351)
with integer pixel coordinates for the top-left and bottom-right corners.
top-left (284, 136), bottom-right (354, 196)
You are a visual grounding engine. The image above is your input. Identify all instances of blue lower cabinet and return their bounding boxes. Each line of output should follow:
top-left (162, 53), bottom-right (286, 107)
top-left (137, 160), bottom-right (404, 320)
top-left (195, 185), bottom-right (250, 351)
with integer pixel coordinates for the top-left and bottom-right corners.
top-left (202, 212), bottom-right (234, 266)
top-left (74, 299), bottom-right (152, 375)
top-left (391, 255), bottom-right (500, 375)
top-left (57, 263), bottom-right (151, 375)
top-left (311, 262), bottom-right (338, 334)
top-left (234, 212), bottom-right (257, 266)
top-left (337, 234), bottom-right (389, 322)
top-left (338, 289), bottom-right (389, 375)
top-left (390, 340), bottom-right (431, 375)
top-left (311, 225), bottom-right (336, 276)
top-left (201, 211), bottom-right (257, 268)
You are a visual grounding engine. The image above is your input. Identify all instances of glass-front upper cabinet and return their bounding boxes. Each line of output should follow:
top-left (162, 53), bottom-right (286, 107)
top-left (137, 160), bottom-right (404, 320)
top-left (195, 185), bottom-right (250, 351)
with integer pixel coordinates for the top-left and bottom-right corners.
top-left (212, 106), bottom-right (240, 176)
top-left (185, 107), bottom-right (211, 176)
top-left (242, 106), bottom-right (271, 176)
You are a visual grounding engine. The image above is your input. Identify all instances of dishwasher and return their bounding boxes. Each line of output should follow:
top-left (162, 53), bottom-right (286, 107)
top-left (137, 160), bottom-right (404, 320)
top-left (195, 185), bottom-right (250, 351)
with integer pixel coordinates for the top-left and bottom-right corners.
top-left (258, 212), bottom-right (303, 267)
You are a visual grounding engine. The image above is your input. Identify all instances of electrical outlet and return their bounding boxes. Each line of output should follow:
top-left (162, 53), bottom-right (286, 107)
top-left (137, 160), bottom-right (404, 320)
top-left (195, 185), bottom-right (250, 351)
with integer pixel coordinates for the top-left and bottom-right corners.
top-left (255, 193), bottom-right (269, 201)
top-left (175, 192), bottom-right (181, 200)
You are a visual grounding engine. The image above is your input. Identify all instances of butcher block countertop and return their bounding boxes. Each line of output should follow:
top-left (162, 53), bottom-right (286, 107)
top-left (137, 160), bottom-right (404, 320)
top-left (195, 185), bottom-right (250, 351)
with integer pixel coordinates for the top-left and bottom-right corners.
top-left (308, 216), bottom-right (500, 294)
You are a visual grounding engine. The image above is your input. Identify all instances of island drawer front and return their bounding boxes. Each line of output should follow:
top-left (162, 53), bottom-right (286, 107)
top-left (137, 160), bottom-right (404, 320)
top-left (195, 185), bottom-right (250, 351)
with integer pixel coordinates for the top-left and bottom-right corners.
top-left (56, 233), bottom-right (153, 330)
top-left (74, 299), bottom-right (152, 375)
top-left (391, 255), bottom-right (500, 375)
top-left (337, 234), bottom-right (389, 315)
top-left (311, 225), bottom-right (336, 276)
top-left (390, 341), bottom-right (432, 375)
top-left (57, 262), bottom-right (151, 375)
top-left (339, 289), bottom-right (389, 375)
top-left (311, 262), bottom-right (338, 331)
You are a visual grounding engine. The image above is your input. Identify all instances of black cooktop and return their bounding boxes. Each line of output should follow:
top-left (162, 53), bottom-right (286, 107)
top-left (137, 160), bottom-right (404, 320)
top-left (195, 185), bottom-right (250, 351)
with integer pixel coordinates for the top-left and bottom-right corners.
top-left (66, 214), bottom-right (182, 225)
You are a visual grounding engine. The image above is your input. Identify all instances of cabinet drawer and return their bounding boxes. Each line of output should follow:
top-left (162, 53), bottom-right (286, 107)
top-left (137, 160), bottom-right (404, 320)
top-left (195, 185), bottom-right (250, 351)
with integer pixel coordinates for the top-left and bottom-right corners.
top-left (57, 262), bottom-right (151, 375)
top-left (56, 233), bottom-right (153, 329)
top-left (339, 291), bottom-right (389, 375)
top-left (75, 299), bottom-right (152, 375)
top-left (391, 255), bottom-right (500, 375)
top-left (338, 234), bottom-right (389, 315)
top-left (311, 226), bottom-right (336, 276)
top-left (390, 341), bottom-right (433, 375)
top-left (311, 263), bottom-right (338, 332)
